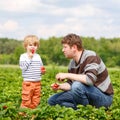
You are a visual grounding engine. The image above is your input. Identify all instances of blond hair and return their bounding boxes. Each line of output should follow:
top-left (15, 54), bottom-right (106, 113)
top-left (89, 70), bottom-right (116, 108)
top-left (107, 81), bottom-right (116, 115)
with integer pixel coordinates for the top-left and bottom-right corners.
top-left (23, 35), bottom-right (39, 48)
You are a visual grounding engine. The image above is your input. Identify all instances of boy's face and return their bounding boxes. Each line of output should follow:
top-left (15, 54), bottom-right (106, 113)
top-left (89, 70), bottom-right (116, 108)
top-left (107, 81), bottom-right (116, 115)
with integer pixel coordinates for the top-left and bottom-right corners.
top-left (26, 42), bottom-right (38, 54)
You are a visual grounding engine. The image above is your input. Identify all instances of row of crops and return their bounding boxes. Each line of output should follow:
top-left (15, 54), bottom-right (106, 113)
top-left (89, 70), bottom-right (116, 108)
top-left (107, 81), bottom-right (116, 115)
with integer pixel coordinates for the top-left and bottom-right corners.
top-left (0, 66), bottom-right (120, 120)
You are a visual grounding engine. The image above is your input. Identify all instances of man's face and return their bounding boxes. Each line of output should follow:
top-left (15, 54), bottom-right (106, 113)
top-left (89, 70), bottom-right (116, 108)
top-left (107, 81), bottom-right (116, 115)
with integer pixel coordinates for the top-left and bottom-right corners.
top-left (62, 44), bottom-right (75, 59)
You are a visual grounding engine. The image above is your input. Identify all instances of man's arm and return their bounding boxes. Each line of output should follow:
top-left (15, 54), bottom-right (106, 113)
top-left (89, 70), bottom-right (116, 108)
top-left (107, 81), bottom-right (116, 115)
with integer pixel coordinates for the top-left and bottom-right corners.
top-left (59, 82), bottom-right (71, 91)
top-left (56, 73), bottom-right (87, 85)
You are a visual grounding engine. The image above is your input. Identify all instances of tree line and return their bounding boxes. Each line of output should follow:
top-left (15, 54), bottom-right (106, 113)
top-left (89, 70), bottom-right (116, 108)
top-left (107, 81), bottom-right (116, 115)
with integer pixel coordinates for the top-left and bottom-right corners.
top-left (0, 36), bottom-right (120, 67)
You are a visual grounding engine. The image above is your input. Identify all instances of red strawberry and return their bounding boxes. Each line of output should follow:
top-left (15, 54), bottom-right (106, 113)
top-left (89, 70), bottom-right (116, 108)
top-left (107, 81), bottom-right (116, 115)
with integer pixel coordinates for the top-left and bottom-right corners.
top-left (31, 49), bottom-right (35, 54)
top-left (41, 66), bottom-right (45, 71)
top-left (41, 66), bottom-right (46, 74)
top-left (52, 83), bottom-right (59, 89)
top-left (3, 105), bottom-right (7, 109)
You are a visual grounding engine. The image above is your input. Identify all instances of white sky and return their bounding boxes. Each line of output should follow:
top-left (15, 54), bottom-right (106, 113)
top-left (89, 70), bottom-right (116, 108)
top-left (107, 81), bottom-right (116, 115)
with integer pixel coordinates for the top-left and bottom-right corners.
top-left (0, 0), bottom-right (120, 40)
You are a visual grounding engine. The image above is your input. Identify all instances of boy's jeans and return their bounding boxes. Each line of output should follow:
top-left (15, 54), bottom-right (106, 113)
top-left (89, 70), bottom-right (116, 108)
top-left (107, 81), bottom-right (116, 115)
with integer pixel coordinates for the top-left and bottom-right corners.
top-left (48, 81), bottom-right (113, 109)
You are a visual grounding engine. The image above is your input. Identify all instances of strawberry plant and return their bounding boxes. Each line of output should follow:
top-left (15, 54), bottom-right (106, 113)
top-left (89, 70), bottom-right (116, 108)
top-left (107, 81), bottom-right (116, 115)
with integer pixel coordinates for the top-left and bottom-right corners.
top-left (0, 66), bottom-right (120, 120)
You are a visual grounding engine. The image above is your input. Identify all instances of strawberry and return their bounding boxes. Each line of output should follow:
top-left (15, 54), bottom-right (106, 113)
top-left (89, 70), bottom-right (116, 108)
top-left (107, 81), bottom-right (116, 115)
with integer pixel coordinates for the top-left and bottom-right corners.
top-left (31, 49), bottom-right (35, 54)
top-left (41, 66), bottom-right (46, 74)
top-left (41, 66), bottom-right (45, 71)
top-left (52, 83), bottom-right (59, 89)
top-left (3, 105), bottom-right (7, 109)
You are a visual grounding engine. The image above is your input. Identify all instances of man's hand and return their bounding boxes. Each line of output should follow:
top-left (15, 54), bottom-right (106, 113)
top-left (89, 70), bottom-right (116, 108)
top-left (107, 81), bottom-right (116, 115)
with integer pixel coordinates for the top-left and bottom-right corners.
top-left (56, 73), bottom-right (68, 81)
top-left (51, 83), bottom-right (60, 91)
top-left (51, 82), bottom-right (71, 91)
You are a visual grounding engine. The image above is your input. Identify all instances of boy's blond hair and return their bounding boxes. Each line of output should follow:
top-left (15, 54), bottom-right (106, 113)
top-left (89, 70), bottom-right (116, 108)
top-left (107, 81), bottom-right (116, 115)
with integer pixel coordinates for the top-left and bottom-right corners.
top-left (23, 35), bottom-right (40, 48)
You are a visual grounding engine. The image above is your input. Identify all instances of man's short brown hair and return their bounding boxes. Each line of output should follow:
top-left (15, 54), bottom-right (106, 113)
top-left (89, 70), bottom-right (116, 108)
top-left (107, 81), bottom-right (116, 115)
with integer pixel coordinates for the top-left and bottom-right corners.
top-left (61, 33), bottom-right (83, 50)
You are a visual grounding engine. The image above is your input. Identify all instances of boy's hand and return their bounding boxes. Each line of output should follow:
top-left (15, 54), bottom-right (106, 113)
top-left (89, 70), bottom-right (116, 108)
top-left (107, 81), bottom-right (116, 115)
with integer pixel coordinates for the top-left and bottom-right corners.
top-left (28, 49), bottom-right (35, 59)
top-left (28, 52), bottom-right (34, 59)
top-left (41, 66), bottom-right (46, 74)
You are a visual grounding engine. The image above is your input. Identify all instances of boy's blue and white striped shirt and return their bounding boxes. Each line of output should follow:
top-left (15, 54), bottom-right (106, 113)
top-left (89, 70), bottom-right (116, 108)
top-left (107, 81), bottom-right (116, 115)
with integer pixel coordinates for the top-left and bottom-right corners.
top-left (19, 53), bottom-right (43, 81)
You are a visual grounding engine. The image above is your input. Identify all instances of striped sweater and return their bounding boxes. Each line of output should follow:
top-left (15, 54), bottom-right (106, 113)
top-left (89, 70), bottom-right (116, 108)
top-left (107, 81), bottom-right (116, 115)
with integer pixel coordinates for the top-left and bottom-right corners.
top-left (19, 53), bottom-right (43, 81)
top-left (67, 49), bottom-right (114, 95)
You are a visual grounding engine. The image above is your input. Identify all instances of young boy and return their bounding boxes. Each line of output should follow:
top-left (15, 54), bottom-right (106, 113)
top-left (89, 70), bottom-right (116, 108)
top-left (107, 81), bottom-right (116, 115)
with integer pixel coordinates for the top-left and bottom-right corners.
top-left (19, 35), bottom-right (46, 109)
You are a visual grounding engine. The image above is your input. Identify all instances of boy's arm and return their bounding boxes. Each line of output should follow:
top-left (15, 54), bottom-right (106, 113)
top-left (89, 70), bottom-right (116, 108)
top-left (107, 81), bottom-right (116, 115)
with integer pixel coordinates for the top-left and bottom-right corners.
top-left (19, 54), bottom-right (32, 71)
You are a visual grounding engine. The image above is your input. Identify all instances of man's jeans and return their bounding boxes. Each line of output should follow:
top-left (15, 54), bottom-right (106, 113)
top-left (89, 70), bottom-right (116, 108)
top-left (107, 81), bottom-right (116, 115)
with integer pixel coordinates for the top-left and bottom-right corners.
top-left (48, 81), bottom-right (113, 109)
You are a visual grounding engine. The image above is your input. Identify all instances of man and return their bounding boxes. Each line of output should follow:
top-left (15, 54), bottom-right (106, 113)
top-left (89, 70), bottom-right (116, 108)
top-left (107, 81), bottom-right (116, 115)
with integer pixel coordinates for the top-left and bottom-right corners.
top-left (48, 33), bottom-right (114, 110)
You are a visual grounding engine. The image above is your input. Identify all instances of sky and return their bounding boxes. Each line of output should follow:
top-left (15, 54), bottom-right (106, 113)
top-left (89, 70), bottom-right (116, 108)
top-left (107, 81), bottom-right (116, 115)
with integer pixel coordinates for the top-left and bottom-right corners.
top-left (0, 0), bottom-right (120, 40)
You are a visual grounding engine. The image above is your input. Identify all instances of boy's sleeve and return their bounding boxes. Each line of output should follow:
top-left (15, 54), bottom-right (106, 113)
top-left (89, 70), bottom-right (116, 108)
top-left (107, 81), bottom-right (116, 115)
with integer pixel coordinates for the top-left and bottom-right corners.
top-left (19, 54), bottom-right (32, 71)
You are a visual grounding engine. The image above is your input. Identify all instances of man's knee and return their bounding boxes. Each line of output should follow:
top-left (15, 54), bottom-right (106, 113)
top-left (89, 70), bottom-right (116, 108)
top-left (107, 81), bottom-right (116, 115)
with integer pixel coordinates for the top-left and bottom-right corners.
top-left (71, 82), bottom-right (85, 94)
top-left (48, 97), bottom-right (56, 105)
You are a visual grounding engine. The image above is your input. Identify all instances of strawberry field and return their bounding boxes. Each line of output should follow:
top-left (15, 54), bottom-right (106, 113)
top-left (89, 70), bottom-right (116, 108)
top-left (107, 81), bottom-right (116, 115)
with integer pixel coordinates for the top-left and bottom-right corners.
top-left (0, 65), bottom-right (120, 120)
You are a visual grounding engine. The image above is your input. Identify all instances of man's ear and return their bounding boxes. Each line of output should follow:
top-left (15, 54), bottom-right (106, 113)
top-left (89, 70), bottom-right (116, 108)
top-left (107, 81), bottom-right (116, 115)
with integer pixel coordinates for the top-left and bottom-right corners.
top-left (72, 44), bottom-right (77, 50)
